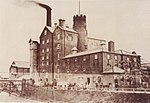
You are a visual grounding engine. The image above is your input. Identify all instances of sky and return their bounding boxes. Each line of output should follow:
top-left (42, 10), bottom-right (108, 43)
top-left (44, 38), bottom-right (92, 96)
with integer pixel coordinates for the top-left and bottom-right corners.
top-left (0, 0), bottom-right (150, 73)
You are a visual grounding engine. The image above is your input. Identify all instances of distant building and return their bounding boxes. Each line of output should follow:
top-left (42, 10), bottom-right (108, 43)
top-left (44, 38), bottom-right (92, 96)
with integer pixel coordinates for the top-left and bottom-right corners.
top-left (9, 61), bottom-right (30, 79)
top-left (87, 37), bottom-right (106, 50)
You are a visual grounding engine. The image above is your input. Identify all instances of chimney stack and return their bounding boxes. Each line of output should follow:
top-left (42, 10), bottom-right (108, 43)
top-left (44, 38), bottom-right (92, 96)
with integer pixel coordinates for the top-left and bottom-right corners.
top-left (59, 19), bottom-right (65, 28)
top-left (34, 2), bottom-right (52, 27)
top-left (108, 41), bottom-right (115, 52)
top-left (46, 8), bottom-right (52, 27)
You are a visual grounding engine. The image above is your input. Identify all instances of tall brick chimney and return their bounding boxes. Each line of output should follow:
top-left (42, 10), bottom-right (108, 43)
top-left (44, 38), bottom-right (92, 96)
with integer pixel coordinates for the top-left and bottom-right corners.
top-left (33, 2), bottom-right (52, 27)
top-left (108, 41), bottom-right (115, 52)
top-left (46, 7), bottom-right (52, 27)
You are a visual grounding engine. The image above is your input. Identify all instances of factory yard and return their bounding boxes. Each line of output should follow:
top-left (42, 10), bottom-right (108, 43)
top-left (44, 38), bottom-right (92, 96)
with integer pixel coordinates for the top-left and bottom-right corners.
top-left (0, 92), bottom-right (44, 103)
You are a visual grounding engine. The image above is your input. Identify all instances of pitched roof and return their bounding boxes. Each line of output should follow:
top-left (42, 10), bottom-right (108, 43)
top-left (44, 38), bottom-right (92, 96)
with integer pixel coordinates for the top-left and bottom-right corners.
top-left (88, 37), bottom-right (106, 42)
top-left (29, 38), bottom-right (39, 43)
top-left (115, 50), bottom-right (140, 56)
top-left (103, 66), bottom-right (125, 74)
top-left (46, 26), bottom-right (56, 33)
top-left (58, 26), bottom-right (77, 33)
top-left (46, 26), bottom-right (77, 34)
top-left (64, 49), bottom-right (107, 58)
top-left (11, 61), bottom-right (30, 68)
top-left (64, 48), bottom-right (140, 59)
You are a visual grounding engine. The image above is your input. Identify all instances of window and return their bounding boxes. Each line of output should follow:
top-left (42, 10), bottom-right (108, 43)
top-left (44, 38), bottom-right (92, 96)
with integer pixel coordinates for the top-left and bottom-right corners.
top-left (75, 69), bottom-right (78, 72)
top-left (115, 55), bottom-right (118, 60)
top-left (57, 34), bottom-right (60, 40)
top-left (127, 57), bottom-right (130, 61)
top-left (42, 40), bottom-right (45, 44)
top-left (67, 34), bottom-right (73, 41)
top-left (42, 49), bottom-right (45, 53)
top-left (107, 54), bottom-right (110, 59)
top-left (46, 55), bottom-right (49, 59)
top-left (133, 57), bottom-right (137, 62)
top-left (56, 44), bottom-right (61, 49)
top-left (94, 54), bottom-right (98, 59)
top-left (83, 58), bottom-right (86, 61)
top-left (94, 55), bottom-right (98, 68)
top-left (46, 61), bottom-right (49, 65)
top-left (42, 62), bottom-right (44, 66)
top-left (42, 56), bottom-right (44, 60)
top-left (75, 58), bottom-right (78, 62)
top-left (67, 59), bottom-right (69, 64)
top-left (46, 39), bottom-right (49, 43)
top-left (56, 65), bottom-right (60, 73)
top-left (46, 48), bottom-right (49, 52)
top-left (85, 45), bottom-right (88, 49)
top-left (83, 69), bottom-right (86, 72)
top-left (44, 30), bottom-right (47, 35)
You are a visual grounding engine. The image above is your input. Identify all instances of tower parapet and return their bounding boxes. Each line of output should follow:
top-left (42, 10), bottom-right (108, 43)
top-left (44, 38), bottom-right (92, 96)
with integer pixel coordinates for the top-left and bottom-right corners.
top-left (73, 14), bottom-right (88, 51)
top-left (73, 14), bottom-right (86, 22)
top-left (73, 15), bottom-right (86, 28)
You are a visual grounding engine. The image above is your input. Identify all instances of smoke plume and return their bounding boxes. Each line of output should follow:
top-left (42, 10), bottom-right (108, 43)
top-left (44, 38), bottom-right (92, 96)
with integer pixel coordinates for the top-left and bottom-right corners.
top-left (28, 1), bottom-right (51, 10)
top-left (28, 0), bottom-right (52, 26)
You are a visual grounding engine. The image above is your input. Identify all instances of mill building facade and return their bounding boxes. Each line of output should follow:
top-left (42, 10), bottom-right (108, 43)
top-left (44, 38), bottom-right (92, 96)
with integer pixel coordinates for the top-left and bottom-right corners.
top-left (29, 3), bottom-right (141, 87)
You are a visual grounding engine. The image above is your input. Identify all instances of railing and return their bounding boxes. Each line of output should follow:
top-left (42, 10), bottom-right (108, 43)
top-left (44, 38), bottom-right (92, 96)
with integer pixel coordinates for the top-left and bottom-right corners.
top-left (1, 79), bottom-right (150, 97)
top-left (0, 79), bottom-right (31, 96)
top-left (70, 87), bottom-right (150, 94)
top-left (49, 85), bottom-right (150, 94)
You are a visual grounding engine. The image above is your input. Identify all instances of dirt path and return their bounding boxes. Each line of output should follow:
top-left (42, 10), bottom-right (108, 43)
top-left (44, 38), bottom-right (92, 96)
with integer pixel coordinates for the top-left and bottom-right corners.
top-left (0, 92), bottom-right (45, 103)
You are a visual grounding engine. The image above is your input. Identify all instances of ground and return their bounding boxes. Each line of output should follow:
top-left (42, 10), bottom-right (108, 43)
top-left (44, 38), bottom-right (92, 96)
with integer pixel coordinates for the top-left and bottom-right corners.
top-left (0, 92), bottom-right (45, 103)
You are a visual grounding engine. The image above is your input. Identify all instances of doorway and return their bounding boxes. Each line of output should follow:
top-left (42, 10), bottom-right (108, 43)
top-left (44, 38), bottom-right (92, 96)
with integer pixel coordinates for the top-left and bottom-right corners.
top-left (87, 77), bottom-right (90, 85)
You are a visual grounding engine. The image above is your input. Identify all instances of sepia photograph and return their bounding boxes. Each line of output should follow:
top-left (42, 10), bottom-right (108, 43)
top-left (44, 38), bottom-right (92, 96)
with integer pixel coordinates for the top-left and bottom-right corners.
top-left (0, 0), bottom-right (150, 102)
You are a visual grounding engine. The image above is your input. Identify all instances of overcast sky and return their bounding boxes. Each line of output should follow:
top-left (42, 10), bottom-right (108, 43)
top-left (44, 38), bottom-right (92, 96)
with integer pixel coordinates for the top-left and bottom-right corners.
top-left (0, 0), bottom-right (150, 73)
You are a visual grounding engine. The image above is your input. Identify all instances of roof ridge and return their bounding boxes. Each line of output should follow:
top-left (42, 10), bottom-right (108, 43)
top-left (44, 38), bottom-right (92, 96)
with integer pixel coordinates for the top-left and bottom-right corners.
top-left (14, 61), bottom-right (29, 63)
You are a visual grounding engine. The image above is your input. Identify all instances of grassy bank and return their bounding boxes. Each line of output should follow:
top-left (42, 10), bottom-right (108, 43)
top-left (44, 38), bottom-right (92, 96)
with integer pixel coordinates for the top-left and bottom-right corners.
top-left (24, 87), bottom-right (150, 103)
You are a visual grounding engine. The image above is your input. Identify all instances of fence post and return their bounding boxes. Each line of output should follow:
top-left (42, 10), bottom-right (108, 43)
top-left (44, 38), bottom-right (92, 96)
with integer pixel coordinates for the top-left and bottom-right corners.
top-left (21, 79), bottom-right (26, 96)
top-left (8, 81), bottom-right (12, 96)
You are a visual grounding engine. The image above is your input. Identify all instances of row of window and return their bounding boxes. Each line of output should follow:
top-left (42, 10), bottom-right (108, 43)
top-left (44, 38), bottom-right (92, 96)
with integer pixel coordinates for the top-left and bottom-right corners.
top-left (41, 53), bottom-right (60, 62)
top-left (67, 54), bottom-right (98, 62)
top-left (42, 55), bottom-right (49, 60)
top-left (41, 44), bottom-right (61, 53)
top-left (42, 48), bottom-right (49, 53)
top-left (43, 29), bottom-right (61, 38)
top-left (43, 30), bottom-right (75, 43)
top-left (67, 54), bottom-right (137, 63)
top-left (42, 39), bottom-right (49, 44)
top-left (43, 30), bottom-right (74, 41)
top-left (66, 68), bottom-right (98, 73)
top-left (107, 55), bottom-right (118, 60)
top-left (42, 34), bottom-right (61, 44)
top-left (41, 61), bottom-right (49, 66)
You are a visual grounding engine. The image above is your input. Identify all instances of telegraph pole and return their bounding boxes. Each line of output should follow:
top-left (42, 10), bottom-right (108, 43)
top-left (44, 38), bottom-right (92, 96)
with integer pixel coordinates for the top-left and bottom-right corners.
top-left (79, 0), bottom-right (80, 15)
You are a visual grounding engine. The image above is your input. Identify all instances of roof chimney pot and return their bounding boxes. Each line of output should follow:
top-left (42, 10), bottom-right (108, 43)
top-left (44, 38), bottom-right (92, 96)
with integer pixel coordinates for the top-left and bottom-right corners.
top-left (59, 19), bottom-right (65, 28)
top-left (108, 41), bottom-right (115, 52)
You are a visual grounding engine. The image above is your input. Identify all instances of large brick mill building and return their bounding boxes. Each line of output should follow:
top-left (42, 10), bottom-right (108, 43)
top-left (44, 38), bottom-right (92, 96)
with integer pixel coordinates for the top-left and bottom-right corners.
top-left (29, 3), bottom-right (141, 87)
